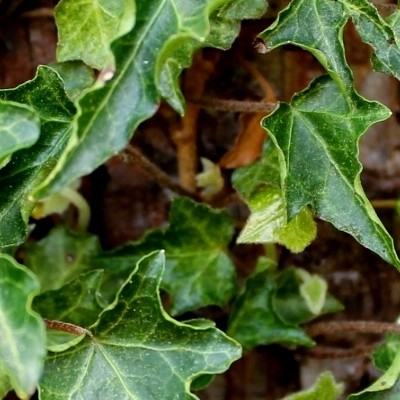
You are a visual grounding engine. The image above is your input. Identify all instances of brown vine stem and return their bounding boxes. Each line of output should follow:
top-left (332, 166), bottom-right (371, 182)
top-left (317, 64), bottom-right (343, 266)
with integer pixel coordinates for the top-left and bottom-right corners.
top-left (20, 8), bottom-right (54, 19)
top-left (44, 319), bottom-right (93, 337)
top-left (303, 343), bottom-right (378, 360)
top-left (306, 320), bottom-right (400, 337)
top-left (371, 199), bottom-right (398, 209)
top-left (187, 96), bottom-right (277, 113)
top-left (121, 145), bottom-right (200, 200)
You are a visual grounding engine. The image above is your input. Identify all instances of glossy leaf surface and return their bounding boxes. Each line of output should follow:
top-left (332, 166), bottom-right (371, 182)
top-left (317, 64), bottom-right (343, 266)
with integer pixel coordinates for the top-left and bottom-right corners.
top-left (39, 251), bottom-right (241, 400)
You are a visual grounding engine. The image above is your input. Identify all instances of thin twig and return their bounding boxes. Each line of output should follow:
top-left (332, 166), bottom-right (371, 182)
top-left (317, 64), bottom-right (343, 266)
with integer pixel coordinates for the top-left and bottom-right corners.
top-left (121, 145), bottom-right (199, 200)
top-left (44, 319), bottom-right (92, 337)
top-left (187, 96), bottom-right (277, 113)
top-left (371, 199), bottom-right (398, 209)
top-left (306, 320), bottom-right (400, 337)
top-left (20, 7), bottom-right (54, 19)
top-left (302, 343), bottom-right (377, 360)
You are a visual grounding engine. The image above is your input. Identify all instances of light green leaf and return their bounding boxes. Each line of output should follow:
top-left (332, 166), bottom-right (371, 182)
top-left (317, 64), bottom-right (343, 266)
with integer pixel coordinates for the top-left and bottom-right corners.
top-left (39, 251), bottom-right (242, 400)
top-left (349, 350), bottom-right (400, 399)
top-left (0, 66), bottom-right (76, 248)
top-left (272, 268), bottom-right (343, 326)
top-left (34, 270), bottom-right (104, 328)
top-left (95, 197), bottom-right (236, 315)
top-left (262, 74), bottom-right (400, 268)
top-left (55, 0), bottom-right (135, 70)
top-left (37, 0), bottom-right (266, 198)
top-left (233, 142), bottom-right (316, 252)
top-left (227, 266), bottom-right (315, 350)
top-left (283, 371), bottom-right (342, 400)
top-left (0, 253), bottom-right (46, 399)
top-left (0, 101), bottom-right (40, 168)
top-left (299, 272), bottom-right (327, 315)
top-left (23, 225), bottom-right (101, 293)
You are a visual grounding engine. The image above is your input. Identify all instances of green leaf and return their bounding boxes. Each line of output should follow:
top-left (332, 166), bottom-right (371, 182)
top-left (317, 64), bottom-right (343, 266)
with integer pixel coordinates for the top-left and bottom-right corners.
top-left (374, 334), bottom-right (400, 372)
top-left (39, 251), bottom-right (241, 400)
top-left (0, 253), bottom-right (46, 398)
top-left (33, 270), bottom-right (104, 328)
top-left (0, 101), bottom-right (40, 168)
top-left (349, 350), bottom-right (400, 399)
top-left (23, 225), bottom-right (101, 292)
top-left (272, 268), bottom-right (343, 325)
top-left (49, 61), bottom-right (96, 100)
top-left (283, 371), bottom-right (342, 400)
top-left (55, 0), bottom-right (135, 70)
top-left (233, 142), bottom-right (316, 252)
top-left (0, 66), bottom-right (76, 248)
top-left (227, 266), bottom-right (315, 350)
top-left (95, 197), bottom-right (236, 315)
top-left (262, 74), bottom-right (400, 268)
top-left (37, 0), bottom-right (265, 198)
top-left (340, 0), bottom-right (400, 80)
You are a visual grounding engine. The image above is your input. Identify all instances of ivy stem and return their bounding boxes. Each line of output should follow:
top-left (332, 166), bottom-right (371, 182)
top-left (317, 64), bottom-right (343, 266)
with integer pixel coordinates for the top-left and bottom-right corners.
top-left (371, 199), bottom-right (398, 209)
top-left (59, 186), bottom-right (91, 232)
top-left (44, 319), bottom-right (93, 337)
top-left (303, 343), bottom-right (378, 359)
top-left (306, 320), bottom-right (400, 337)
top-left (187, 96), bottom-right (277, 113)
top-left (120, 145), bottom-right (200, 200)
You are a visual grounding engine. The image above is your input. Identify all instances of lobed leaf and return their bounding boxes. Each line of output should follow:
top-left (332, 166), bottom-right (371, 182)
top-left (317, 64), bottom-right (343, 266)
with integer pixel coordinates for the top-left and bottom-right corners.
top-left (262, 75), bottom-right (400, 267)
top-left (283, 371), bottom-right (342, 400)
top-left (0, 66), bottom-right (75, 248)
top-left (0, 254), bottom-right (46, 398)
top-left (233, 142), bottom-right (316, 252)
top-left (55, 0), bottom-right (135, 70)
top-left (23, 225), bottom-right (101, 292)
top-left (95, 197), bottom-right (236, 315)
top-left (39, 251), bottom-right (241, 400)
top-left (37, 0), bottom-right (267, 198)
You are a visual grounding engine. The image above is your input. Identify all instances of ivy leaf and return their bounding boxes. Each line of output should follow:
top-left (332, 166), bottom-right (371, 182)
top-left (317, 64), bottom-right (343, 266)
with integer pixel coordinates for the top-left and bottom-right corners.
top-left (340, 0), bottom-right (400, 80)
top-left (262, 75), bottom-right (400, 268)
top-left (49, 61), bottom-right (96, 100)
top-left (0, 101), bottom-right (40, 168)
top-left (227, 263), bottom-right (315, 349)
top-left (95, 197), bottom-right (236, 315)
top-left (233, 142), bottom-right (316, 252)
top-left (349, 350), bottom-right (400, 399)
top-left (0, 66), bottom-right (75, 248)
top-left (39, 251), bottom-right (242, 400)
top-left (33, 270), bottom-right (104, 328)
top-left (0, 253), bottom-right (46, 399)
top-left (55, 0), bottom-right (135, 70)
top-left (23, 225), bottom-right (101, 292)
top-left (373, 334), bottom-right (400, 372)
top-left (37, 0), bottom-right (265, 198)
top-left (283, 371), bottom-right (342, 400)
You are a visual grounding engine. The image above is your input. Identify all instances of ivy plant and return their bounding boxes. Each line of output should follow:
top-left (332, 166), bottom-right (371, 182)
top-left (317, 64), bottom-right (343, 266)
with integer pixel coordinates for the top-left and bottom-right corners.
top-left (1, 0), bottom-right (400, 398)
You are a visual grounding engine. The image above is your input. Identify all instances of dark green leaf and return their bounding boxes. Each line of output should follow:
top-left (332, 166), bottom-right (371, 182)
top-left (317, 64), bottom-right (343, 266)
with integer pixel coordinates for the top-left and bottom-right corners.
top-left (34, 270), bottom-right (104, 328)
top-left (23, 225), bottom-right (101, 292)
top-left (227, 265), bottom-right (315, 349)
top-left (262, 75), bottom-right (399, 268)
top-left (37, 0), bottom-right (266, 198)
top-left (0, 66), bottom-right (75, 248)
top-left (373, 334), bottom-right (400, 372)
top-left (0, 254), bottom-right (46, 398)
top-left (39, 251), bottom-right (242, 400)
top-left (95, 197), bottom-right (236, 315)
